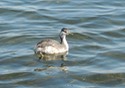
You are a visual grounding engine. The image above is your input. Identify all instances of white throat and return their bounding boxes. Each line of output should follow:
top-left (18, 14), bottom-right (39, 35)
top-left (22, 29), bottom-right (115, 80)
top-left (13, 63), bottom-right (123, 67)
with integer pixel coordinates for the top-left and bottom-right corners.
top-left (62, 36), bottom-right (69, 51)
top-left (60, 34), bottom-right (69, 51)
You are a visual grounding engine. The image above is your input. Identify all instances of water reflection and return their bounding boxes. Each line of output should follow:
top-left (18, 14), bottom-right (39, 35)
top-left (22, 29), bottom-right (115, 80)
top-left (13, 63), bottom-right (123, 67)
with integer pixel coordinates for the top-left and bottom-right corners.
top-left (41, 54), bottom-right (67, 61)
top-left (35, 51), bottom-right (68, 61)
top-left (34, 53), bottom-right (68, 72)
top-left (34, 63), bottom-right (68, 72)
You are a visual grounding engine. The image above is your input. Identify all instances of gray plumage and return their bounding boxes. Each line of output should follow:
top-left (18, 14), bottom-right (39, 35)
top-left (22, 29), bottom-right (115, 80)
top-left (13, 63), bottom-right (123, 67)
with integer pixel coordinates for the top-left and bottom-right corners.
top-left (35, 28), bottom-right (69, 56)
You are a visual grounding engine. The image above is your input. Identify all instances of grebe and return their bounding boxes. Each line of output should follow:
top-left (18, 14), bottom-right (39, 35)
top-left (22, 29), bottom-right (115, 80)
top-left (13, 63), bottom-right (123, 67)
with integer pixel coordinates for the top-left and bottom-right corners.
top-left (35, 28), bottom-right (70, 59)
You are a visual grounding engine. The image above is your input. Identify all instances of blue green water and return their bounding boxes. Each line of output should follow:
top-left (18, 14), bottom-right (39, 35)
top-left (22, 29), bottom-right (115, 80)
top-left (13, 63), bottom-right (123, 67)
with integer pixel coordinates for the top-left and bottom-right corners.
top-left (0, 0), bottom-right (125, 88)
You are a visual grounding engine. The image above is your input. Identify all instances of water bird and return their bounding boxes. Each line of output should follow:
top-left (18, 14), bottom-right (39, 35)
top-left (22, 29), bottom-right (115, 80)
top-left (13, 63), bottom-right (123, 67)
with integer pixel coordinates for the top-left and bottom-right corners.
top-left (35, 28), bottom-right (70, 60)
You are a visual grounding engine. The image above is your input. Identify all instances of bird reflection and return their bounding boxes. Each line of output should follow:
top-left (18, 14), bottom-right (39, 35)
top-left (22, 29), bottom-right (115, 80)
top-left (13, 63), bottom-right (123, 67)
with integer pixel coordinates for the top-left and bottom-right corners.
top-left (34, 53), bottom-right (68, 72)
top-left (37, 52), bottom-right (68, 61)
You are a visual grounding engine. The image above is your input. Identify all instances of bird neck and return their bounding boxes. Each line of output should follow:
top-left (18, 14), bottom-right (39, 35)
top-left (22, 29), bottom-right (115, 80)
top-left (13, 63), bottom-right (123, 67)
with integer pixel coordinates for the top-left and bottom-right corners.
top-left (60, 35), bottom-right (69, 51)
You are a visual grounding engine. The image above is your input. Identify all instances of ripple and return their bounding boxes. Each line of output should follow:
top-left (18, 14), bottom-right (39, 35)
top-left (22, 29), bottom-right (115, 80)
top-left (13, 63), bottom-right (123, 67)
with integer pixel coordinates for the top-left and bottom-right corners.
top-left (85, 73), bottom-right (125, 86)
top-left (101, 28), bottom-right (125, 39)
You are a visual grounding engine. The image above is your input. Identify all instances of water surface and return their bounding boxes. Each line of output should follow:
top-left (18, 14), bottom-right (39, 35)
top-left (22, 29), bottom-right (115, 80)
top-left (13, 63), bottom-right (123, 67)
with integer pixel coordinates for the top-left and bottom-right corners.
top-left (0, 0), bottom-right (125, 88)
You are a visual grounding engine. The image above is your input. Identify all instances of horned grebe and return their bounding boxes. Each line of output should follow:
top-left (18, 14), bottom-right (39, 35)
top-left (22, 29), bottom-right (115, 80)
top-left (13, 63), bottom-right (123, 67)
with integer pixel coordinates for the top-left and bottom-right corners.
top-left (35, 28), bottom-right (70, 59)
